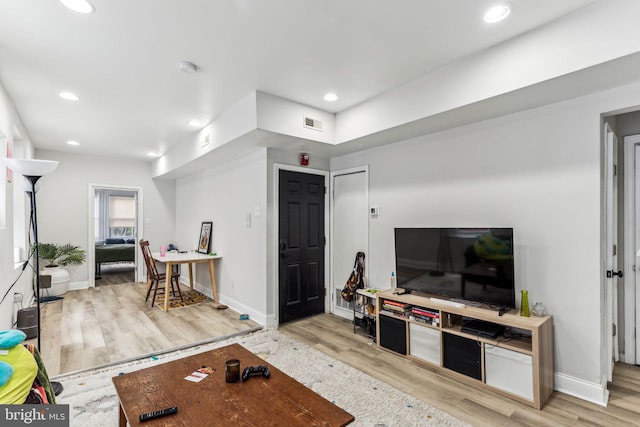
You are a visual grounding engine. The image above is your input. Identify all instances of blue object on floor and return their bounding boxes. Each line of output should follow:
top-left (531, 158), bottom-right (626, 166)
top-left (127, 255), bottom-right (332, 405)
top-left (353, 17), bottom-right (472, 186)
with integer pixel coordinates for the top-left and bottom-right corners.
top-left (240, 314), bottom-right (249, 320)
top-left (0, 330), bottom-right (26, 349)
top-left (0, 361), bottom-right (14, 387)
top-left (39, 296), bottom-right (64, 303)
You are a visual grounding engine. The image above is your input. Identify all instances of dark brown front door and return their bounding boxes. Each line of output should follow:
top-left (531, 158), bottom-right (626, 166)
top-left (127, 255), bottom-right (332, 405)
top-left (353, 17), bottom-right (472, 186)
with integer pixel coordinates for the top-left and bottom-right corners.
top-left (278, 170), bottom-right (325, 324)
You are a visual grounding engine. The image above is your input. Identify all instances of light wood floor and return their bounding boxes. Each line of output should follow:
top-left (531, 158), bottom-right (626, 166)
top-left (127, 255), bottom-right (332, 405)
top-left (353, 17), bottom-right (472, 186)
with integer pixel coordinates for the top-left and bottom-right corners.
top-left (280, 314), bottom-right (640, 427)
top-left (36, 281), bottom-right (261, 376)
top-left (34, 287), bottom-right (640, 426)
top-left (94, 263), bottom-right (135, 286)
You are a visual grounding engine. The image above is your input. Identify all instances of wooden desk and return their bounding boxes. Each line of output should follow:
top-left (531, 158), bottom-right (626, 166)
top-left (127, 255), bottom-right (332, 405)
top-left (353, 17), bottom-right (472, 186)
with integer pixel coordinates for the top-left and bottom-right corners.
top-left (152, 251), bottom-right (222, 312)
top-left (112, 343), bottom-right (354, 427)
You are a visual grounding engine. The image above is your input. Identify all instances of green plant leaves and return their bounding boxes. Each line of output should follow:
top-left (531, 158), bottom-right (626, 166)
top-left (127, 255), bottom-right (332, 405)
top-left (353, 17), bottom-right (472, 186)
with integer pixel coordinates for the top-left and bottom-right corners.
top-left (35, 243), bottom-right (86, 267)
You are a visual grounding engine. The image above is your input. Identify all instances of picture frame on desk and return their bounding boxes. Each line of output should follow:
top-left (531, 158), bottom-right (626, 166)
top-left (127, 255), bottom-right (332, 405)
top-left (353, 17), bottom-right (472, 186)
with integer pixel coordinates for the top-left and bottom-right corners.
top-left (197, 221), bottom-right (212, 254)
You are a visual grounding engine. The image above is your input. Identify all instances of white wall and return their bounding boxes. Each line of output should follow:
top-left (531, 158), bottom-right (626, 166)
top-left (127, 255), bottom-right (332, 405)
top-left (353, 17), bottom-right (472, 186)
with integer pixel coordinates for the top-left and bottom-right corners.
top-left (330, 80), bottom-right (640, 404)
top-left (175, 149), bottom-right (268, 324)
top-left (336, 0), bottom-right (640, 144)
top-left (153, 92), bottom-right (259, 178)
top-left (34, 150), bottom-right (175, 286)
top-left (0, 81), bottom-right (36, 331)
top-left (257, 92), bottom-right (336, 144)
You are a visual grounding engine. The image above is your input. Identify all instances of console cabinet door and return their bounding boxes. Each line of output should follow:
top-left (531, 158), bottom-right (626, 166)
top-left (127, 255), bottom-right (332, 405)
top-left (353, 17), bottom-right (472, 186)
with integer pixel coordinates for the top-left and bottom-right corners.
top-left (379, 315), bottom-right (407, 355)
top-left (485, 345), bottom-right (533, 400)
top-left (409, 323), bottom-right (440, 365)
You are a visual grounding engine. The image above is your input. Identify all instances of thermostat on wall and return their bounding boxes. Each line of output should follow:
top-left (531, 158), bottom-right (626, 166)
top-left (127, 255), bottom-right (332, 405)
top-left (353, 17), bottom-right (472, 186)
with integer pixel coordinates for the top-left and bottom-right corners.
top-left (370, 206), bottom-right (379, 217)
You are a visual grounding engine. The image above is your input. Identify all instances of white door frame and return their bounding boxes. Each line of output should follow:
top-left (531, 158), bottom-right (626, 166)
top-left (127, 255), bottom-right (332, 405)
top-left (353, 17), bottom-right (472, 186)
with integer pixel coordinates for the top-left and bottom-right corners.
top-left (623, 134), bottom-right (640, 364)
top-left (87, 183), bottom-right (145, 287)
top-left (272, 164), bottom-right (330, 326)
top-left (330, 166), bottom-right (369, 320)
top-left (603, 122), bottom-right (619, 383)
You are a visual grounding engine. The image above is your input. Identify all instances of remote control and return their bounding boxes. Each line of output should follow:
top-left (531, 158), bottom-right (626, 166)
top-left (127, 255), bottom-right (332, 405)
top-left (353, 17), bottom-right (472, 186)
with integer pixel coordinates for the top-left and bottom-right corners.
top-left (139, 406), bottom-right (178, 422)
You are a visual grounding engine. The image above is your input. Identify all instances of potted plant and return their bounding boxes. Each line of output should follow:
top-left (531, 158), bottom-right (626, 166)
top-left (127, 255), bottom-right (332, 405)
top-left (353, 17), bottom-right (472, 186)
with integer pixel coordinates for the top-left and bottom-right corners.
top-left (36, 243), bottom-right (86, 296)
top-left (37, 243), bottom-right (86, 267)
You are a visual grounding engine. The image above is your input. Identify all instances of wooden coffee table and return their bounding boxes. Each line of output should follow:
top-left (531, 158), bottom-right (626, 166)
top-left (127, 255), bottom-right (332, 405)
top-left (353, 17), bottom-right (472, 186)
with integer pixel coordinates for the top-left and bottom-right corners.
top-left (112, 343), bottom-right (354, 426)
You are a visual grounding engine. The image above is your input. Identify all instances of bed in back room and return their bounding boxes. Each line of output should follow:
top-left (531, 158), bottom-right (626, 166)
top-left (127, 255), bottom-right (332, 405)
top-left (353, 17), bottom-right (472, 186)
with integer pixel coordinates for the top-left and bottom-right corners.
top-left (95, 238), bottom-right (135, 276)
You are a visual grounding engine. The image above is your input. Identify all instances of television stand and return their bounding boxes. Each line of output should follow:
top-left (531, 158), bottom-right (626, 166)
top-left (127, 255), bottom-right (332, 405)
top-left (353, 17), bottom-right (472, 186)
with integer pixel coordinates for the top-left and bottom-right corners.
top-left (376, 290), bottom-right (553, 409)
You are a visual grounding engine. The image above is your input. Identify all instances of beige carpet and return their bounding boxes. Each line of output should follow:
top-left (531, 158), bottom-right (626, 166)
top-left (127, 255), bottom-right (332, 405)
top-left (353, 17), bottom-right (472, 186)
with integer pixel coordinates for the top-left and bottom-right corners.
top-left (54, 329), bottom-right (469, 427)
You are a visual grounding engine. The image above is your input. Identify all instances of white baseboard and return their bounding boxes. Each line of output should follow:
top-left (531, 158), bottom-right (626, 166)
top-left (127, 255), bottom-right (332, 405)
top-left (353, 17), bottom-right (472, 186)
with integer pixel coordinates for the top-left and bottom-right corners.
top-left (334, 306), bottom-right (353, 321)
top-left (189, 280), bottom-right (267, 327)
top-left (554, 372), bottom-right (609, 407)
top-left (68, 281), bottom-right (88, 291)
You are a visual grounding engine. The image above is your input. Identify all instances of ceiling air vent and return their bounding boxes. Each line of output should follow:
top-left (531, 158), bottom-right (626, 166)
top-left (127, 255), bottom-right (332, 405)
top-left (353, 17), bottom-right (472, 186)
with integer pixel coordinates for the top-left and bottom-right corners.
top-left (303, 115), bottom-right (323, 132)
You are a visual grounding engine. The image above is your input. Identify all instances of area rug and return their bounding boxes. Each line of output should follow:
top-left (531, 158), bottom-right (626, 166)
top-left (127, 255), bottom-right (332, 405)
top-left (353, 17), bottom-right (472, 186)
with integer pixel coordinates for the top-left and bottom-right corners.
top-left (153, 289), bottom-right (208, 309)
top-left (53, 329), bottom-right (469, 427)
top-left (39, 295), bottom-right (64, 302)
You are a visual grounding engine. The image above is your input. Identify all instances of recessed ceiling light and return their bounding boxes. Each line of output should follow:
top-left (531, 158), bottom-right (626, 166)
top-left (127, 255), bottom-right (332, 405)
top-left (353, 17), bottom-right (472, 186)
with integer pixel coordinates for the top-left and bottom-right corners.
top-left (484, 5), bottom-right (510, 23)
top-left (59, 91), bottom-right (79, 101)
top-left (324, 93), bottom-right (338, 102)
top-left (60, 0), bottom-right (95, 14)
top-left (188, 120), bottom-right (203, 128)
top-left (66, 140), bottom-right (80, 146)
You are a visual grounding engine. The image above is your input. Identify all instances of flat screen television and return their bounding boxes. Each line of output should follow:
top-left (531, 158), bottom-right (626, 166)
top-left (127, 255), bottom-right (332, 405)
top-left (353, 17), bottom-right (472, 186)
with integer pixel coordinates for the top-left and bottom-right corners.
top-left (394, 228), bottom-right (515, 309)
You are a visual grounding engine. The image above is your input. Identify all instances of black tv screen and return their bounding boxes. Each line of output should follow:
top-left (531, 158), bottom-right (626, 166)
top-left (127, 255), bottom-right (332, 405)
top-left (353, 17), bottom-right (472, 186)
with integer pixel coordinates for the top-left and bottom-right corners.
top-left (394, 228), bottom-right (515, 309)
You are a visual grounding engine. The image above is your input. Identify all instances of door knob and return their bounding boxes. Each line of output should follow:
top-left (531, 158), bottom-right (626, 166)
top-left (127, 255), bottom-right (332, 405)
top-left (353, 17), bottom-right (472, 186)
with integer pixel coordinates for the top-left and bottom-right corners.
top-left (606, 270), bottom-right (623, 278)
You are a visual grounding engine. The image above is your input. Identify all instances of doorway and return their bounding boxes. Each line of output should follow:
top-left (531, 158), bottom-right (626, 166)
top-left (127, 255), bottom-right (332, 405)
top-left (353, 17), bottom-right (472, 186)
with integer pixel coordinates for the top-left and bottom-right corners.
top-left (624, 133), bottom-right (640, 365)
top-left (607, 110), bottom-right (640, 366)
top-left (604, 122), bottom-right (620, 380)
top-left (278, 169), bottom-right (326, 324)
top-left (331, 167), bottom-right (369, 319)
top-left (87, 185), bottom-right (145, 287)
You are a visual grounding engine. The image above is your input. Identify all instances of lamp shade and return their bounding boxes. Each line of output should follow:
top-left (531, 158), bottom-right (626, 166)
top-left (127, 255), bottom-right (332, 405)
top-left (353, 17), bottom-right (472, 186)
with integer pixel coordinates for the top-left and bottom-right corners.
top-left (2, 158), bottom-right (58, 177)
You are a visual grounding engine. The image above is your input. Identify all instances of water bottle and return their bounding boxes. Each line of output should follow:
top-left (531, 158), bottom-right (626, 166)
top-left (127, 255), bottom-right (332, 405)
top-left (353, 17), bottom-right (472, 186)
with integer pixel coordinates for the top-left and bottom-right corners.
top-left (390, 272), bottom-right (396, 289)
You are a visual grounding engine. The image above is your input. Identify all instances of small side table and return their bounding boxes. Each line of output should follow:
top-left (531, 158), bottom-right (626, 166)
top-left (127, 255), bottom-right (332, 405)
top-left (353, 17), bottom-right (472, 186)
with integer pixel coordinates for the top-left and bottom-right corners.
top-left (353, 288), bottom-right (384, 340)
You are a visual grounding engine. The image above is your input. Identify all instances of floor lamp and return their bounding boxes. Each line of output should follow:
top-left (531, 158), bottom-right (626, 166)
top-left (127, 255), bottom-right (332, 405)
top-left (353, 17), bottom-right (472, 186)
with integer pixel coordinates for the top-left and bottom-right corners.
top-left (2, 157), bottom-right (63, 395)
top-left (3, 159), bottom-right (58, 350)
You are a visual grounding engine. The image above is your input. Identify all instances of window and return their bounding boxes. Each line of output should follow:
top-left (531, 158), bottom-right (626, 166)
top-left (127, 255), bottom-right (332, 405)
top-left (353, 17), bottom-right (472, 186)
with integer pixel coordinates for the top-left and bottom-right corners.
top-left (94, 189), bottom-right (136, 241)
top-left (109, 195), bottom-right (135, 238)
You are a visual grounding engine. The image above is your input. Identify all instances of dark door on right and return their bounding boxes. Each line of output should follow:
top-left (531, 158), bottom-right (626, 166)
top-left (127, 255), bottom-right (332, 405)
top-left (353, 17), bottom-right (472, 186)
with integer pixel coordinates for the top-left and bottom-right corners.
top-left (278, 170), bottom-right (326, 324)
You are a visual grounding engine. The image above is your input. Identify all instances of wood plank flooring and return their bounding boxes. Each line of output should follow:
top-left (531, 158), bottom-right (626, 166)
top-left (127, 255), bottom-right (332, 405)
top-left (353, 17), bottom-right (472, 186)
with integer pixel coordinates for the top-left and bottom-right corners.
top-left (94, 263), bottom-right (135, 286)
top-left (36, 281), bottom-right (261, 376)
top-left (34, 288), bottom-right (640, 426)
top-left (279, 314), bottom-right (640, 427)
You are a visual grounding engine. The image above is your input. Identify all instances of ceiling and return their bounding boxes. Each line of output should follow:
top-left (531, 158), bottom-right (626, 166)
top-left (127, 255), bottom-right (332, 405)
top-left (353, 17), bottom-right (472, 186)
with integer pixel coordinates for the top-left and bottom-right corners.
top-left (0, 0), bottom-right (601, 162)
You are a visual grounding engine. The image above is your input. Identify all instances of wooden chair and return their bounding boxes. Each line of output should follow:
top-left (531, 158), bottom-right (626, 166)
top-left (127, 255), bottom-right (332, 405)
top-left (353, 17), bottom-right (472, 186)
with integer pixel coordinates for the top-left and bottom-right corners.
top-left (139, 239), bottom-right (183, 307)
